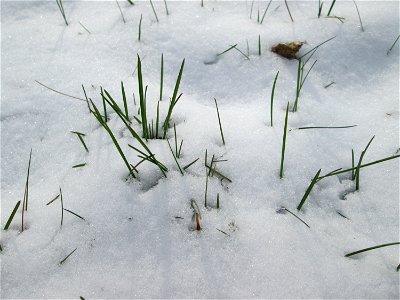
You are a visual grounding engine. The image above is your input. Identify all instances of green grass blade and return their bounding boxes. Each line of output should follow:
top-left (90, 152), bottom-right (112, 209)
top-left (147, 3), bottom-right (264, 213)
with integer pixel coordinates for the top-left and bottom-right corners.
top-left (280, 102), bottom-right (289, 178)
top-left (167, 140), bottom-right (183, 175)
top-left (216, 44), bottom-right (238, 57)
top-left (270, 71), bottom-right (279, 127)
top-left (297, 169), bottom-right (322, 211)
top-left (23, 149), bottom-right (32, 211)
top-left (387, 35), bottom-right (400, 55)
top-left (82, 85), bottom-right (91, 113)
top-left (4, 201), bottom-right (21, 230)
top-left (138, 13), bottom-right (142, 41)
top-left (163, 0), bottom-right (169, 15)
top-left (345, 242), bottom-right (399, 257)
top-left (260, 0), bottom-right (273, 24)
top-left (149, 0), bottom-right (159, 22)
top-left (327, 0), bottom-right (337, 16)
top-left (121, 81), bottom-right (128, 119)
top-left (137, 55), bottom-right (148, 139)
top-left (163, 59), bottom-right (185, 139)
top-left (258, 34), bottom-right (261, 56)
top-left (90, 100), bottom-right (134, 176)
top-left (46, 194), bottom-right (60, 206)
top-left (183, 158), bottom-right (199, 170)
top-left (355, 136), bottom-right (375, 190)
top-left (319, 154), bottom-right (400, 180)
top-left (60, 248), bottom-right (77, 265)
top-left (72, 163), bottom-right (86, 168)
top-left (299, 36), bottom-right (336, 59)
top-left (160, 54), bottom-right (164, 101)
top-left (214, 98), bottom-right (225, 145)
top-left (60, 187), bottom-right (64, 228)
top-left (63, 208), bottom-right (86, 221)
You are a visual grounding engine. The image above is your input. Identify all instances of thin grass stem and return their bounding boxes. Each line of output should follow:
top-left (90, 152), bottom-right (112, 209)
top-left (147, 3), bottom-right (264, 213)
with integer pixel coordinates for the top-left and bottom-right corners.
top-left (4, 201), bottom-right (21, 230)
top-left (280, 103), bottom-right (289, 178)
top-left (345, 242), bottom-right (399, 257)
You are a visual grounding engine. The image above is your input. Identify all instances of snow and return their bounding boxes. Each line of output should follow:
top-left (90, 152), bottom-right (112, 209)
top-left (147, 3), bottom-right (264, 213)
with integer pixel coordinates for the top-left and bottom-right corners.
top-left (1, 0), bottom-right (399, 298)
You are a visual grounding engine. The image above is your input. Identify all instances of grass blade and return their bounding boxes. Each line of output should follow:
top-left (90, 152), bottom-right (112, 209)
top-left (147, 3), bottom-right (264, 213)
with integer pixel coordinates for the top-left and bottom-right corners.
top-left (167, 140), bottom-right (184, 175)
top-left (60, 187), bottom-right (64, 228)
top-left (298, 36), bottom-right (336, 59)
top-left (72, 163), bottom-right (86, 168)
top-left (352, 0), bottom-right (364, 32)
top-left (183, 157), bottom-right (199, 170)
top-left (23, 149), bottom-right (32, 211)
top-left (56, 0), bottom-right (68, 26)
top-left (292, 125), bottom-right (357, 130)
top-left (163, 59), bottom-right (185, 139)
top-left (327, 0), bottom-right (337, 16)
top-left (63, 208), bottom-right (86, 221)
top-left (60, 248), bottom-right (77, 265)
top-left (116, 0), bottom-right (126, 24)
top-left (4, 201), bottom-right (21, 230)
top-left (121, 81), bottom-right (128, 119)
top-left (163, 0), bottom-right (169, 15)
top-left (46, 194), bottom-right (60, 206)
top-left (284, 0), bottom-right (294, 22)
top-left (138, 13), bottom-right (142, 41)
top-left (387, 35), bottom-right (400, 55)
top-left (137, 55), bottom-right (148, 139)
top-left (260, 0), bottom-right (273, 24)
top-left (345, 242), bottom-right (399, 257)
top-left (160, 53), bottom-right (164, 101)
top-left (216, 44), bottom-right (238, 57)
top-left (149, 0), bottom-right (159, 22)
top-left (297, 169), bottom-right (322, 211)
top-left (214, 98), bottom-right (225, 145)
top-left (355, 136), bottom-right (375, 190)
top-left (278, 207), bottom-right (310, 228)
top-left (280, 102), bottom-right (289, 178)
top-left (270, 71), bottom-right (279, 127)
top-left (71, 131), bottom-right (89, 152)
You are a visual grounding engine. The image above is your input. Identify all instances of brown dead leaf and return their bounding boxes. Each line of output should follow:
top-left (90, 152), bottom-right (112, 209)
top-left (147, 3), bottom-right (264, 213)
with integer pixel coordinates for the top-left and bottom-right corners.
top-left (271, 41), bottom-right (304, 59)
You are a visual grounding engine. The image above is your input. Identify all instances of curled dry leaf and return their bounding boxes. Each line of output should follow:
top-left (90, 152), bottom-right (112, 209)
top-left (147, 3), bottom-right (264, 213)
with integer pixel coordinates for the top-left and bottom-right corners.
top-left (271, 41), bottom-right (304, 59)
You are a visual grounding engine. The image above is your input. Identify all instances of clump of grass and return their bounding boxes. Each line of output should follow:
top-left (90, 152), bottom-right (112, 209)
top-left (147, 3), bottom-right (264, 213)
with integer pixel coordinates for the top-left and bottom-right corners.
top-left (149, 0), bottom-right (159, 22)
top-left (327, 0), bottom-right (337, 16)
top-left (90, 99), bottom-right (135, 177)
top-left (345, 242), bottom-right (399, 257)
top-left (260, 0), bottom-right (273, 24)
top-left (60, 248), bottom-right (77, 265)
top-left (214, 98), bottom-right (225, 146)
top-left (138, 13), bottom-right (143, 41)
top-left (270, 71), bottom-right (279, 127)
top-left (71, 131), bottom-right (89, 152)
top-left (297, 153), bottom-right (400, 211)
top-left (101, 88), bottom-right (168, 177)
top-left (279, 103), bottom-right (289, 178)
top-left (4, 201), bottom-right (21, 230)
top-left (56, 0), bottom-right (68, 26)
top-left (387, 35), bottom-right (400, 56)
top-left (116, 0), bottom-right (126, 24)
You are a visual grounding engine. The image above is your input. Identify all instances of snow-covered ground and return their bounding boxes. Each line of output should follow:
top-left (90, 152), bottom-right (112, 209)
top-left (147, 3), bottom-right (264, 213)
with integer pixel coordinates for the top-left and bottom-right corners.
top-left (1, 0), bottom-right (399, 298)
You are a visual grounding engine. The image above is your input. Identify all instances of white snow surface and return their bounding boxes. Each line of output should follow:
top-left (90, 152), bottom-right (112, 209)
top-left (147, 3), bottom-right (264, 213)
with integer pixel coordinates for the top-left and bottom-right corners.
top-left (1, 0), bottom-right (399, 298)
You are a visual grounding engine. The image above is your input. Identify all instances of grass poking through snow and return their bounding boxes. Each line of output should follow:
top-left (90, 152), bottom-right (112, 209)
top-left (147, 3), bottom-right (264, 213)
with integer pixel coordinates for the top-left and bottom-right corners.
top-left (345, 242), bottom-right (400, 257)
top-left (56, 0), bottom-right (68, 26)
top-left (214, 98), bottom-right (225, 146)
top-left (270, 71), bottom-right (279, 127)
top-left (4, 201), bottom-right (21, 230)
top-left (279, 103), bottom-right (289, 178)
